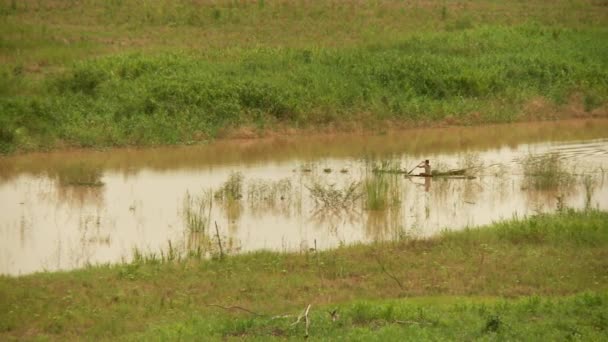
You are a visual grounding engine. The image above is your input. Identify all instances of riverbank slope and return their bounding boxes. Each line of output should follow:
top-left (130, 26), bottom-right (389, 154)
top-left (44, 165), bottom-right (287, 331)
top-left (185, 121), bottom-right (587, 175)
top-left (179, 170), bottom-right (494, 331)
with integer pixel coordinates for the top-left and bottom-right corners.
top-left (1, 210), bottom-right (606, 340)
top-left (1, 0), bottom-right (607, 153)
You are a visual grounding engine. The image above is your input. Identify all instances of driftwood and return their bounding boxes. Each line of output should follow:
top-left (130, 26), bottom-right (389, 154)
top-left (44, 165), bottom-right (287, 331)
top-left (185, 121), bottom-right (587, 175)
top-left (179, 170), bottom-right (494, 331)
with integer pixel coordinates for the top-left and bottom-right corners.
top-left (291, 304), bottom-right (312, 337)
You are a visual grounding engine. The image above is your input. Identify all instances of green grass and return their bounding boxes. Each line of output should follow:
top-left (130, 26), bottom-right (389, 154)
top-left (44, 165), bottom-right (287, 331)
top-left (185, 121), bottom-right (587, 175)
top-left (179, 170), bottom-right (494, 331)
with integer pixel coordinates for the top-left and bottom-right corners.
top-left (134, 293), bottom-right (608, 340)
top-left (183, 190), bottom-right (213, 233)
top-left (52, 161), bottom-right (104, 187)
top-left (522, 152), bottom-right (576, 191)
top-left (214, 171), bottom-right (244, 201)
top-left (1, 0), bottom-right (608, 153)
top-left (365, 161), bottom-right (402, 210)
top-left (1, 210), bottom-right (607, 340)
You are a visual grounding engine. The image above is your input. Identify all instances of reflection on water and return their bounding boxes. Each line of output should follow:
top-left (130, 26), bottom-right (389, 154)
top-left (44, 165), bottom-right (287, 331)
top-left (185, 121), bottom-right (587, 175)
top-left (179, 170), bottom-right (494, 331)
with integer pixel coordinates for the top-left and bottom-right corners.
top-left (1, 119), bottom-right (608, 275)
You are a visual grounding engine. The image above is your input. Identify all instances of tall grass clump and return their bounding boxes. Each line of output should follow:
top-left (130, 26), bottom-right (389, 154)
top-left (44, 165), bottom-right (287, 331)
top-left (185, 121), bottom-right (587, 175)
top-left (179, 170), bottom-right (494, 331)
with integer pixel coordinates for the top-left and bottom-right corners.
top-left (183, 189), bottom-right (213, 233)
top-left (307, 180), bottom-right (361, 211)
top-left (492, 209), bottom-right (608, 245)
top-left (442, 209), bottom-right (608, 246)
top-left (581, 174), bottom-right (599, 209)
top-left (247, 178), bottom-right (292, 203)
top-left (247, 178), bottom-right (296, 215)
top-left (364, 173), bottom-right (390, 210)
top-left (365, 160), bottom-right (402, 210)
top-left (214, 172), bottom-right (244, 201)
top-left (521, 153), bottom-right (575, 190)
top-left (53, 162), bottom-right (104, 187)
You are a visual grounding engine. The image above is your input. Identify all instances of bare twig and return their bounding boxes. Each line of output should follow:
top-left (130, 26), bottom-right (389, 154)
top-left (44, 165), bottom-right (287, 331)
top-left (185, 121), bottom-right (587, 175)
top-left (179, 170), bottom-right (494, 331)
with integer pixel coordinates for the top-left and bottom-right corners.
top-left (305, 305), bottom-right (311, 337)
top-left (394, 319), bottom-right (433, 326)
top-left (214, 221), bottom-right (224, 259)
top-left (476, 246), bottom-right (486, 277)
top-left (373, 253), bottom-right (404, 290)
top-left (291, 304), bottom-right (312, 337)
top-left (269, 314), bottom-right (294, 320)
top-left (205, 304), bottom-right (264, 316)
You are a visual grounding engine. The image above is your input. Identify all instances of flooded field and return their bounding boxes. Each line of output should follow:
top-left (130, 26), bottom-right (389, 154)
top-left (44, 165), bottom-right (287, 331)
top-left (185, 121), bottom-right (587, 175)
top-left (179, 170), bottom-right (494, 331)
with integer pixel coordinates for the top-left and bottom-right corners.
top-left (1, 119), bottom-right (608, 275)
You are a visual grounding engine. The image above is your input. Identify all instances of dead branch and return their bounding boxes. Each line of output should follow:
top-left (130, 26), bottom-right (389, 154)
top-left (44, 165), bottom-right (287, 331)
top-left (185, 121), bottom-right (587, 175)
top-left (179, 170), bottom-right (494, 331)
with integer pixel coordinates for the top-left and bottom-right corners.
top-left (394, 319), bottom-right (434, 326)
top-left (205, 304), bottom-right (264, 316)
top-left (291, 304), bottom-right (312, 337)
top-left (305, 305), bottom-right (311, 337)
top-left (214, 221), bottom-right (224, 259)
top-left (373, 253), bottom-right (404, 290)
top-left (269, 314), bottom-right (294, 320)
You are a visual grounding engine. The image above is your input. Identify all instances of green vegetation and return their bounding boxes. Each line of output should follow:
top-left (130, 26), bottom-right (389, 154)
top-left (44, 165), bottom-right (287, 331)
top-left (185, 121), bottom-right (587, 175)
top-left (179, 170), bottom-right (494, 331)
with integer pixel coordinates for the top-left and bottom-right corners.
top-left (307, 180), bottom-right (361, 212)
top-left (1, 210), bottom-right (607, 340)
top-left (214, 171), bottom-right (244, 201)
top-left (365, 161), bottom-right (401, 210)
top-left (53, 161), bottom-right (104, 187)
top-left (522, 153), bottom-right (576, 191)
top-left (1, 1), bottom-right (608, 153)
top-left (135, 294), bottom-right (608, 340)
top-left (183, 189), bottom-right (213, 233)
top-left (582, 173), bottom-right (600, 208)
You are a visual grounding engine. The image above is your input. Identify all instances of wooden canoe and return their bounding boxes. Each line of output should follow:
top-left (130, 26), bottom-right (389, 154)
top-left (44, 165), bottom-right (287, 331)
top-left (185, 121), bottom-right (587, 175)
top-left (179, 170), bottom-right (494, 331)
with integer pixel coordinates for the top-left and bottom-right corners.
top-left (405, 174), bottom-right (476, 180)
top-left (373, 169), bottom-right (468, 176)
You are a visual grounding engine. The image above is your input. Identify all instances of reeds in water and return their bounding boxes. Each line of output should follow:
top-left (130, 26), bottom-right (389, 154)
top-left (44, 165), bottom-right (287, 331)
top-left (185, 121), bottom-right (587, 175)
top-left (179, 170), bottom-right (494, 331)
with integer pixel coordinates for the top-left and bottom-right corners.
top-left (183, 189), bottom-right (213, 233)
top-left (364, 160), bottom-right (401, 211)
top-left (522, 153), bottom-right (575, 191)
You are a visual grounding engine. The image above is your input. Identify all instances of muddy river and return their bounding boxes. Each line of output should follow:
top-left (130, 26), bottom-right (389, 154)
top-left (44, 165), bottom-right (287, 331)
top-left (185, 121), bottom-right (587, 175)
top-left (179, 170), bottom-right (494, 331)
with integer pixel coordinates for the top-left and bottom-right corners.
top-left (1, 119), bottom-right (608, 275)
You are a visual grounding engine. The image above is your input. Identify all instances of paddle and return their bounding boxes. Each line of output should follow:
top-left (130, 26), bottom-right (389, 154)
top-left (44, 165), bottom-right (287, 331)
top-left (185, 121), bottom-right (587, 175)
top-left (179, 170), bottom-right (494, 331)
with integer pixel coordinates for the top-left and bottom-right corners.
top-left (407, 161), bottom-right (423, 175)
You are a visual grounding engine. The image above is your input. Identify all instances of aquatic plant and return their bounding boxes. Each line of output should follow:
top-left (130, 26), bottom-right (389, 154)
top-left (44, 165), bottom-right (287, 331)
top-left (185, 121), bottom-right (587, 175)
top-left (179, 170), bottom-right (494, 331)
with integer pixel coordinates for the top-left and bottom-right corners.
top-left (521, 153), bottom-right (575, 191)
top-left (458, 152), bottom-right (483, 174)
top-left (364, 174), bottom-right (390, 210)
top-left (247, 178), bottom-right (292, 203)
top-left (364, 160), bottom-right (402, 210)
top-left (581, 174), bottom-right (599, 209)
top-left (307, 180), bottom-right (361, 211)
top-left (370, 159), bottom-right (402, 174)
top-left (183, 189), bottom-right (213, 233)
top-left (214, 172), bottom-right (244, 201)
top-left (247, 178), bottom-right (294, 216)
top-left (54, 162), bottom-right (104, 187)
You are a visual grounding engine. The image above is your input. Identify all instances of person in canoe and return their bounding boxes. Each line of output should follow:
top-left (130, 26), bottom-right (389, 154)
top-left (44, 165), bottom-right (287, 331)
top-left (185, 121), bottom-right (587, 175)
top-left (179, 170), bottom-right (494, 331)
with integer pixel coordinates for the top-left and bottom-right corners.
top-left (417, 160), bottom-right (432, 176)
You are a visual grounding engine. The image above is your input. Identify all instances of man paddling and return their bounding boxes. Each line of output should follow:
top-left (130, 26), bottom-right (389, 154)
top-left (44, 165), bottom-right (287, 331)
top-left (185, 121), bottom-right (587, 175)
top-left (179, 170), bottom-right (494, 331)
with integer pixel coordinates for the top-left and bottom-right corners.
top-left (417, 160), bottom-right (432, 176)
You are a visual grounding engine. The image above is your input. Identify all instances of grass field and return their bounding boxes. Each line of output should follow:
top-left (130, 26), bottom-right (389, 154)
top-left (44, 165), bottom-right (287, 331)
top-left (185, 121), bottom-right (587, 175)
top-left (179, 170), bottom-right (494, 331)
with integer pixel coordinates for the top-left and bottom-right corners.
top-left (1, 209), bottom-right (607, 340)
top-left (1, 0), bottom-right (608, 153)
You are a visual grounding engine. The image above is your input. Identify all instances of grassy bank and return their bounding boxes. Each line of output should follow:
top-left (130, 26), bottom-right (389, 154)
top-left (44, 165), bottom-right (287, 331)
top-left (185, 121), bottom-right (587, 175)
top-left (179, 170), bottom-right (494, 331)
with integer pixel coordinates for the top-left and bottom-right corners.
top-left (1, 210), bottom-right (607, 340)
top-left (1, 1), bottom-right (608, 153)
top-left (133, 294), bottom-right (608, 340)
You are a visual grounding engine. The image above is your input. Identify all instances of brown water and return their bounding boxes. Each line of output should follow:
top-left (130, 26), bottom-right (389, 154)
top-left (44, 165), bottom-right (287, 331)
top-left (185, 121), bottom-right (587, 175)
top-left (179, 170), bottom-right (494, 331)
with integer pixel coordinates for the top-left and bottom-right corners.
top-left (1, 119), bottom-right (608, 276)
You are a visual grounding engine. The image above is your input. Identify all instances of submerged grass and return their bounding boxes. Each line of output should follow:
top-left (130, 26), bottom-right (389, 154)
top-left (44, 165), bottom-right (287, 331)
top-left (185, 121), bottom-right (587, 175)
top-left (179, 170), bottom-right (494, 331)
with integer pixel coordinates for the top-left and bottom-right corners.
top-left (366, 160), bottom-right (402, 210)
top-left (307, 180), bottom-right (361, 211)
top-left (183, 189), bottom-right (213, 233)
top-left (581, 173), bottom-right (600, 209)
top-left (52, 162), bottom-right (104, 187)
top-left (214, 171), bottom-right (244, 201)
top-left (522, 153), bottom-right (576, 191)
top-left (1, 210), bottom-right (606, 340)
